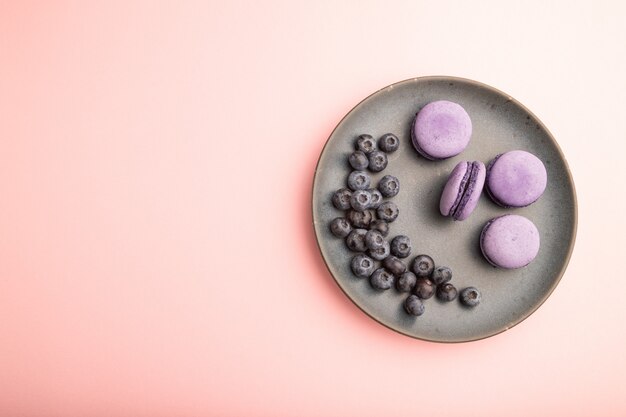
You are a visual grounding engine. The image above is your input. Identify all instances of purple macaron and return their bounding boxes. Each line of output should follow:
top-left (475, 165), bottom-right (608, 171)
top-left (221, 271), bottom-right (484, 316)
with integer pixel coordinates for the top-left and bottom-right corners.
top-left (480, 214), bottom-right (540, 269)
top-left (440, 161), bottom-right (486, 221)
top-left (486, 150), bottom-right (547, 208)
top-left (411, 100), bottom-right (472, 160)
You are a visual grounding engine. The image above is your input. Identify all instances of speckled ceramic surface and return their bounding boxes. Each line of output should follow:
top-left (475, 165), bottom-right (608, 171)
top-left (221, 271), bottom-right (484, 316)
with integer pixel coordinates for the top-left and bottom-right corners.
top-left (312, 76), bottom-right (577, 343)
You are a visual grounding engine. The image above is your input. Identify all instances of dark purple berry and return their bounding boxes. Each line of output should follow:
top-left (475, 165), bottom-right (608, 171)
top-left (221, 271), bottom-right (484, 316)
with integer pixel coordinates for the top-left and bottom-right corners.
top-left (350, 254), bottom-right (375, 278)
top-left (390, 235), bottom-right (411, 258)
top-left (460, 287), bottom-right (481, 307)
top-left (347, 170), bottom-right (371, 191)
top-left (345, 229), bottom-right (367, 252)
top-left (369, 219), bottom-right (389, 237)
top-left (367, 189), bottom-right (383, 209)
top-left (365, 230), bottom-right (385, 250)
top-left (329, 217), bottom-right (352, 238)
top-left (378, 175), bottom-right (399, 198)
top-left (356, 134), bottom-right (377, 154)
top-left (404, 295), bottom-right (425, 316)
top-left (411, 255), bottom-right (435, 277)
top-left (370, 268), bottom-right (394, 290)
top-left (332, 188), bottom-right (352, 210)
top-left (347, 209), bottom-right (374, 228)
top-left (378, 133), bottom-right (399, 153)
top-left (368, 150), bottom-right (388, 172)
top-left (348, 151), bottom-right (369, 170)
top-left (396, 271), bottom-right (417, 292)
top-left (436, 283), bottom-right (458, 302)
top-left (377, 201), bottom-right (399, 222)
top-left (350, 189), bottom-right (372, 211)
top-left (431, 266), bottom-right (452, 286)
top-left (368, 240), bottom-right (390, 261)
top-left (382, 256), bottom-right (406, 276)
top-left (414, 277), bottom-right (435, 299)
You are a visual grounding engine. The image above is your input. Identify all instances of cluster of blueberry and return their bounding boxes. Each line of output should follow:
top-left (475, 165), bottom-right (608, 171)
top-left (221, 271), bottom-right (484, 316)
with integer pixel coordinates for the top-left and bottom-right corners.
top-left (400, 256), bottom-right (482, 316)
top-left (329, 134), bottom-right (482, 316)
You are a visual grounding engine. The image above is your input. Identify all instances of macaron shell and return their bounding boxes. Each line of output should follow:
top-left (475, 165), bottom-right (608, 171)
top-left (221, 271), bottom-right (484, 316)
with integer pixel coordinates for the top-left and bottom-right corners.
top-left (486, 150), bottom-right (547, 207)
top-left (410, 115), bottom-right (435, 160)
top-left (480, 214), bottom-right (540, 269)
top-left (455, 161), bottom-right (486, 220)
top-left (412, 100), bottom-right (472, 160)
top-left (439, 161), bottom-right (470, 216)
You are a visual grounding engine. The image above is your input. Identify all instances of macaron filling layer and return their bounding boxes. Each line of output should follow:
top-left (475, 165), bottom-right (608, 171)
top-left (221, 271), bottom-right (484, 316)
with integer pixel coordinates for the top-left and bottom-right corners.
top-left (443, 162), bottom-right (472, 216)
top-left (450, 161), bottom-right (481, 220)
top-left (440, 161), bottom-right (486, 221)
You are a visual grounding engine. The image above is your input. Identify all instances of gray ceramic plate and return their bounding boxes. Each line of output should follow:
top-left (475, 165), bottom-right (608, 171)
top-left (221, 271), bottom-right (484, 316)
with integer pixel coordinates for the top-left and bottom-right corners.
top-left (312, 76), bottom-right (577, 343)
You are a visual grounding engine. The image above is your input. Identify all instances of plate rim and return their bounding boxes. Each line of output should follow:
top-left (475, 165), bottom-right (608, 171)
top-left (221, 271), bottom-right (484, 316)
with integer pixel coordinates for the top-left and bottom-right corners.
top-left (311, 75), bottom-right (578, 343)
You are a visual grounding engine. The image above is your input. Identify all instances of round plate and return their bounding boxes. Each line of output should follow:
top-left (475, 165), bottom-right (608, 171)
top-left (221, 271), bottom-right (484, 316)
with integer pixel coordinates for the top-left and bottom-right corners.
top-left (312, 76), bottom-right (577, 343)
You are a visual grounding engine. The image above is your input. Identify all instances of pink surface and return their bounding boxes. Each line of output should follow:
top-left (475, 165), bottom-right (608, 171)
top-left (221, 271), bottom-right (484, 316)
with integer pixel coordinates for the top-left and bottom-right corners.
top-left (1, 1), bottom-right (626, 416)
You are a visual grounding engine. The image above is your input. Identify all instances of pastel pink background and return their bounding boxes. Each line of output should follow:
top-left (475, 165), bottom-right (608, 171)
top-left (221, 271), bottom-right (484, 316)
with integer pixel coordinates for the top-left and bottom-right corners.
top-left (1, 1), bottom-right (625, 416)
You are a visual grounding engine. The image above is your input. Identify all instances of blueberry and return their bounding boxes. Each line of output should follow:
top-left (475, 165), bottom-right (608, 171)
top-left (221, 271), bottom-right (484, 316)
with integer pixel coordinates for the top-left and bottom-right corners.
top-left (370, 268), bottom-right (394, 290)
top-left (347, 170), bottom-right (371, 191)
top-left (378, 175), bottom-right (400, 198)
top-left (377, 201), bottom-right (399, 222)
top-left (365, 230), bottom-right (385, 250)
top-left (368, 240), bottom-right (390, 261)
top-left (436, 283), bottom-right (458, 302)
top-left (396, 271), bottom-right (417, 292)
top-left (404, 295), bottom-right (425, 316)
top-left (378, 133), bottom-right (399, 153)
top-left (431, 266), bottom-right (452, 285)
top-left (332, 188), bottom-right (352, 210)
top-left (382, 255), bottom-right (407, 276)
top-left (348, 151), bottom-right (369, 170)
top-left (356, 134), bottom-right (377, 154)
top-left (414, 277), bottom-right (435, 299)
top-left (390, 235), bottom-right (412, 258)
top-left (347, 209), bottom-right (374, 228)
top-left (350, 189), bottom-right (372, 211)
top-left (367, 189), bottom-right (383, 209)
top-left (350, 254), bottom-right (375, 278)
top-left (460, 287), bottom-right (481, 307)
top-left (369, 219), bottom-right (390, 237)
top-left (411, 255), bottom-right (435, 277)
top-left (368, 150), bottom-right (388, 172)
top-left (345, 228), bottom-right (368, 252)
top-left (329, 217), bottom-right (352, 238)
